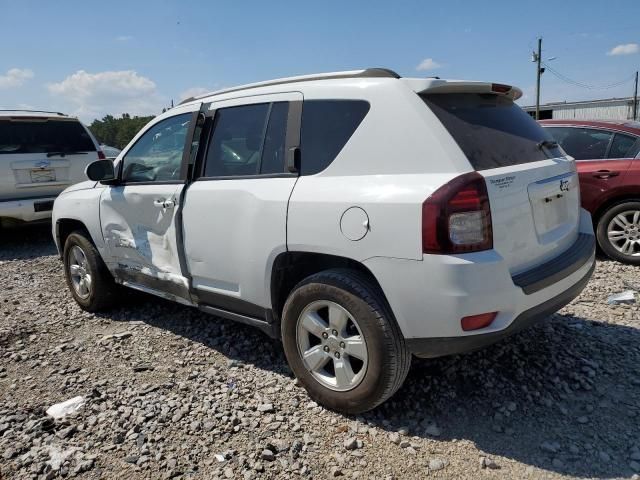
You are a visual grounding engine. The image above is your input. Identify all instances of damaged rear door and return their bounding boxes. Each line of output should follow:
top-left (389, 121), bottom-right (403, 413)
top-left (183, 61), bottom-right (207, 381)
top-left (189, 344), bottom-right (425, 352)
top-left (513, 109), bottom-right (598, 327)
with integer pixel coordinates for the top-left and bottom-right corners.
top-left (99, 108), bottom-right (201, 303)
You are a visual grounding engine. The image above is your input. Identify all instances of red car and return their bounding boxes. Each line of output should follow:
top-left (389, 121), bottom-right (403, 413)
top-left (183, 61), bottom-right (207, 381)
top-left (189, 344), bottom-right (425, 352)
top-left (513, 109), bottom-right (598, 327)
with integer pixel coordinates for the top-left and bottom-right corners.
top-left (540, 119), bottom-right (640, 265)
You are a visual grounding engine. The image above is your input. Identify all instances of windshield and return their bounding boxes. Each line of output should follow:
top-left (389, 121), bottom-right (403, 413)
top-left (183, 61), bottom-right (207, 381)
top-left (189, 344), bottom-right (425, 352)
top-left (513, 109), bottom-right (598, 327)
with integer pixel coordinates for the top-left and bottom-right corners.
top-left (422, 93), bottom-right (564, 170)
top-left (0, 119), bottom-right (96, 154)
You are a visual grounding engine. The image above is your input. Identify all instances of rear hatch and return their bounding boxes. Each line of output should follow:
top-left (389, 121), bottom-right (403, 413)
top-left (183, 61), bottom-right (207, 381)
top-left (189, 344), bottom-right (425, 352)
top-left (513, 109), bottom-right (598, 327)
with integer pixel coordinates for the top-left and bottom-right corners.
top-left (422, 89), bottom-right (580, 275)
top-left (0, 115), bottom-right (98, 201)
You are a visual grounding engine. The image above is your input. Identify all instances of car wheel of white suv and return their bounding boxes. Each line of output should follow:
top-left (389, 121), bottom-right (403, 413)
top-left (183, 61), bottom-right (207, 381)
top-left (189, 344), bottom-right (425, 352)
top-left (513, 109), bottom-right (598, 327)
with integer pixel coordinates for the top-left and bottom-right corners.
top-left (63, 231), bottom-right (118, 312)
top-left (281, 269), bottom-right (411, 414)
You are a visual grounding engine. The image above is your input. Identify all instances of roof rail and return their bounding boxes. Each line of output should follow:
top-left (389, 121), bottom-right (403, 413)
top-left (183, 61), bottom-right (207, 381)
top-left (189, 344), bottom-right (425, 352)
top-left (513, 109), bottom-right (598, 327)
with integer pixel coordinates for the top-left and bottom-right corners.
top-left (179, 68), bottom-right (401, 105)
top-left (0, 109), bottom-right (67, 116)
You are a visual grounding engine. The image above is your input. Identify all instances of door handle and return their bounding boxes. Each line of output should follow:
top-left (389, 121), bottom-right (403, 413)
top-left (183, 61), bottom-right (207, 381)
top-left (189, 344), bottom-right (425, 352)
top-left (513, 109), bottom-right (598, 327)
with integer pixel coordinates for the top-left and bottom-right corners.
top-left (592, 170), bottom-right (620, 179)
top-left (154, 198), bottom-right (176, 209)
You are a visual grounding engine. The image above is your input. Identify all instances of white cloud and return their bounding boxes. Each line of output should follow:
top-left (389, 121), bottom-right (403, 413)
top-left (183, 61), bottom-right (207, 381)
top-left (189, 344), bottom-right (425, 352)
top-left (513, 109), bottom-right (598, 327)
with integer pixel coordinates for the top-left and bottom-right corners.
top-left (416, 58), bottom-right (442, 72)
top-left (0, 68), bottom-right (34, 88)
top-left (115, 35), bottom-right (133, 42)
top-left (607, 43), bottom-right (639, 56)
top-left (179, 86), bottom-right (211, 101)
top-left (48, 70), bottom-right (165, 121)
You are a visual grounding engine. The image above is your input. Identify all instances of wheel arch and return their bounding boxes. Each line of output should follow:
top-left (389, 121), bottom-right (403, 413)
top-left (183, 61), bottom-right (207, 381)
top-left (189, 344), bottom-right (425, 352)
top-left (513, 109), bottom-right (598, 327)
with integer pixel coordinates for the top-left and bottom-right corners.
top-left (592, 192), bottom-right (640, 225)
top-left (269, 251), bottom-right (394, 322)
top-left (55, 218), bottom-right (94, 256)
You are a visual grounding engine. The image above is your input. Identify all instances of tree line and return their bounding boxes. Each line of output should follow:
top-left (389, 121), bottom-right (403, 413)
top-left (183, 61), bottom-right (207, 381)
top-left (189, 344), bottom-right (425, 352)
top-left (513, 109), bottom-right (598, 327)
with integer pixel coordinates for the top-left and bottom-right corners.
top-left (88, 113), bottom-right (155, 149)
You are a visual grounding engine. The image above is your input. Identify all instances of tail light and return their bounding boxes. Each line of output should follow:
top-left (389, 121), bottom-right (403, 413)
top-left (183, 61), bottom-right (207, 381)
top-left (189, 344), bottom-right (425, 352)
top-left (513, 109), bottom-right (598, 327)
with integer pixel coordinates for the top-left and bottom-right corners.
top-left (97, 150), bottom-right (106, 160)
top-left (422, 171), bottom-right (493, 254)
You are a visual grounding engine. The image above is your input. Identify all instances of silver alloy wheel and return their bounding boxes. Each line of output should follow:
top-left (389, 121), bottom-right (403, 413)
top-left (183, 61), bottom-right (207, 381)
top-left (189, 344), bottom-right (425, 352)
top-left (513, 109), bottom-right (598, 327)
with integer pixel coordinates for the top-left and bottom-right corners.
top-left (296, 300), bottom-right (368, 392)
top-left (607, 210), bottom-right (640, 257)
top-left (68, 245), bottom-right (92, 299)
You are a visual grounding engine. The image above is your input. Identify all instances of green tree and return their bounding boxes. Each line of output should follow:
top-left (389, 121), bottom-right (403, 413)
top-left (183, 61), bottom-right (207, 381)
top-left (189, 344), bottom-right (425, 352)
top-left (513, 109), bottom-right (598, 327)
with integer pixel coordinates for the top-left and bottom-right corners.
top-left (88, 113), bottom-right (155, 149)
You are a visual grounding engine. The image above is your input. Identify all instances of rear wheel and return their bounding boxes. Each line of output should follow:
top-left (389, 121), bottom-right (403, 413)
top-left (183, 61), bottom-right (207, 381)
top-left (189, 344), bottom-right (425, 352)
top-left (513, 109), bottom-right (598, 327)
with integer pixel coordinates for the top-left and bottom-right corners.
top-left (63, 231), bottom-right (118, 311)
top-left (281, 269), bottom-right (411, 414)
top-left (596, 201), bottom-right (640, 265)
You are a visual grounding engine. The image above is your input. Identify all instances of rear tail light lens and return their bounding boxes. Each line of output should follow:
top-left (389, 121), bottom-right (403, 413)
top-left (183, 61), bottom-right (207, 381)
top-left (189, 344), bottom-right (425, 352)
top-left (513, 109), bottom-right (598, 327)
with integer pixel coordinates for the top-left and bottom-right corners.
top-left (97, 150), bottom-right (106, 160)
top-left (422, 171), bottom-right (492, 254)
top-left (461, 312), bottom-right (497, 331)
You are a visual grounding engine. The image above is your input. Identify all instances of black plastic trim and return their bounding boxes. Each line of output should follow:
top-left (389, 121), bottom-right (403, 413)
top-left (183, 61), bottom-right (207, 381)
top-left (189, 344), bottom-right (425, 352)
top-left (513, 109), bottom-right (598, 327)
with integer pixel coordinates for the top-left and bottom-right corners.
top-left (33, 200), bottom-right (54, 212)
top-left (198, 304), bottom-right (278, 338)
top-left (406, 260), bottom-right (595, 358)
top-left (179, 68), bottom-right (400, 105)
top-left (512, 233), bottom-right (595, 295)
top-left (114, 267), bottom-right (191, 301)
top-left (194, 287), bottom-right (268, 319)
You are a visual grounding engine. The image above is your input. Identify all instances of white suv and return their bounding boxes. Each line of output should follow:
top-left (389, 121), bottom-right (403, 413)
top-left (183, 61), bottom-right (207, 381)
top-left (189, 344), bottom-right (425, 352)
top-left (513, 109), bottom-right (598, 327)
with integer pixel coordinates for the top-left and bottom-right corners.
top-left (52, 69), bottom-right (595, 413)
top-left (0, 110), bottom-right (104, 227)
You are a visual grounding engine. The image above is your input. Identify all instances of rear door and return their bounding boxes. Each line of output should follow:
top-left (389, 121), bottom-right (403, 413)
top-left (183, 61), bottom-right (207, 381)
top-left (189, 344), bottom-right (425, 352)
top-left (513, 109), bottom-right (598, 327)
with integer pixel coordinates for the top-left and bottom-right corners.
top-left (423, 93), bottom-right (582, 274)
top-left (100, 109), bottom-right (200, 302)
top-left (182, 92), bottom-right (302, 313)
top-left (0, 115), bottom-right (98, 201)
top-left (545, 126), bottom-right (635, 212)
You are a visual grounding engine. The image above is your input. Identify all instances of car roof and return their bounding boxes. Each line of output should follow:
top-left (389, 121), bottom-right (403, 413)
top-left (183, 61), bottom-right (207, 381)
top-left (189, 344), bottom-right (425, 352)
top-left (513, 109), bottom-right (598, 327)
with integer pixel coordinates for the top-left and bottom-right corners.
top-left (179, 68), bottom-right (522, 106)
top-left (0, 110), bottom-right (75, 120)
top-left (539, 119), bottom-right (640, 135)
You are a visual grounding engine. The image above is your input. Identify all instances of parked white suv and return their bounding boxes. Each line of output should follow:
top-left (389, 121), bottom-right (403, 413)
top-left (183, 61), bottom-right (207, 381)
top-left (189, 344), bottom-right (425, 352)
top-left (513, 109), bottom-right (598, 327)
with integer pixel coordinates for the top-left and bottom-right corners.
top-left (52, 69), bottom-right (595, 413)
top-left (0, 110), bottom-right (103, 227)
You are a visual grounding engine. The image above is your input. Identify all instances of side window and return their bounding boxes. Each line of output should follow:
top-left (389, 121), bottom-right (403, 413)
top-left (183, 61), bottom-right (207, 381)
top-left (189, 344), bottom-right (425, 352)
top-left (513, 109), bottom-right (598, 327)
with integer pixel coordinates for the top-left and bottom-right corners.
top-left (547, 127), bottom-right (612, 160)
top-left (203, 102), bottom-right (289, 177)
top-left (300, 100), bottom-right (370, 175)
top-left (121, 113), bottom-right (191, 182)
top-left (608, 133), bottom-right (640, 159)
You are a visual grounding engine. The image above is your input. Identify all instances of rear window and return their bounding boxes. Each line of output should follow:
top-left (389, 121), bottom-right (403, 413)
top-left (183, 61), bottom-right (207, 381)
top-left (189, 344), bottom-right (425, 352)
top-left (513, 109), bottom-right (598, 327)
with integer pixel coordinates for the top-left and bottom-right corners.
top-left (422, 93), bottom-right (562, 170)
top-left (0, 119), bottom-right (96, 155)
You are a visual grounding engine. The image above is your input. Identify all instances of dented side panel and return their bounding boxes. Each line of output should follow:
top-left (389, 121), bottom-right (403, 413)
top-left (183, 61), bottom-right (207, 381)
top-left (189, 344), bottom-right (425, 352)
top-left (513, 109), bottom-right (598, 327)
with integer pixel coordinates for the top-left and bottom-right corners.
top-left (100, 183), bottom-right (190, 299)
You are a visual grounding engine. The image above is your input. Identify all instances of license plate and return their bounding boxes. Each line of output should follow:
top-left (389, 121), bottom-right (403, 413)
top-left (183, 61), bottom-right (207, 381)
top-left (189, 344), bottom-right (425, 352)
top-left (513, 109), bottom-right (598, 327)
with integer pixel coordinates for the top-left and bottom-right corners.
top-left (30, 168), bottom-right (56, 183)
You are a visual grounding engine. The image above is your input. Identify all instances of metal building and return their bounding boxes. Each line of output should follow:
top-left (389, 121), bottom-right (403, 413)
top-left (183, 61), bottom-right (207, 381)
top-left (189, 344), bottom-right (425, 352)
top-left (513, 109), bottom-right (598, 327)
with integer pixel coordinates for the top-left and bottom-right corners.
top-left (522, 97), bottom-right (639, 121)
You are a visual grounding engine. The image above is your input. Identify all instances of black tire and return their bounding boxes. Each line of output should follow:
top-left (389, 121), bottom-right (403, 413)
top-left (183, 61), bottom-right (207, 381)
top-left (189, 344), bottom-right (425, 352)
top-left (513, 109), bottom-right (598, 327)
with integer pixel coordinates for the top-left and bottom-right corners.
top-left (63, 231), bottom-right (118, 311)
top-left (281, 268), bottom-right (411, 414)
top-left (596, 201), bottom-right (640, 265)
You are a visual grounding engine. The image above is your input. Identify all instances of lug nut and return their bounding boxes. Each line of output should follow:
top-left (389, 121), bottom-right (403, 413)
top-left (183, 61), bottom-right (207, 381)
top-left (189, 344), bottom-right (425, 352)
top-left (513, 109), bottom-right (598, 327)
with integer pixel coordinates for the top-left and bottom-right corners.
top-left (322, 332), bottom-right (328, 339)
top-left (332, 329), bottom-right (338, 336)
top-left (334, 352), bottom-right (340, 359)
top-left (340, 341), bottom-right (345, 348)
top-left (323, 346), bottom-right (330, 352)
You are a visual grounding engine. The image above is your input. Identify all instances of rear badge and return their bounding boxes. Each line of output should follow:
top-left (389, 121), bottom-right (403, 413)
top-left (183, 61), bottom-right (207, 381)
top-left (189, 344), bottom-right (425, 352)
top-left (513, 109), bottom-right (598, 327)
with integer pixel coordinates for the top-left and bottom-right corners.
top-left (489, 175), bottom-right (515, 190)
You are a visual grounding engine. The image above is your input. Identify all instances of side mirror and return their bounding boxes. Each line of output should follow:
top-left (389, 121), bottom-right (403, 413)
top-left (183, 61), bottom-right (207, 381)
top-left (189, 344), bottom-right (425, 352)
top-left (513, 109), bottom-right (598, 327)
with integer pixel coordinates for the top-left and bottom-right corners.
top-left (85, 159), bottom-right (116, 182)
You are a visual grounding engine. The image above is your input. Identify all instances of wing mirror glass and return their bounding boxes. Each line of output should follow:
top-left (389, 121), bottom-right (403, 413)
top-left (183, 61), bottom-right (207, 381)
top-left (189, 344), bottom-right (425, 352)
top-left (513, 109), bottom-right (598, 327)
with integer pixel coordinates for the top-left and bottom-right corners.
top-left (85, 159), bottom-right (116, 182)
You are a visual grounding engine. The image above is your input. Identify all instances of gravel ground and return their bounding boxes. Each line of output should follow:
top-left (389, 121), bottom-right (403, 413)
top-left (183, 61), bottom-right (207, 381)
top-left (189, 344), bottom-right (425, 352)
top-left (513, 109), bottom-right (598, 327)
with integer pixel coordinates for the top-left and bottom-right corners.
top-left (1, 224), bottom-right (639, 480)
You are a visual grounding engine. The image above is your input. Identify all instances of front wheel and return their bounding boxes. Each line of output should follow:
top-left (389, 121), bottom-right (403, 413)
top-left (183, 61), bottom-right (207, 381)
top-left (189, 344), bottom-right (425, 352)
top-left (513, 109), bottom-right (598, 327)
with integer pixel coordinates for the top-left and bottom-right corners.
top-left (596, 201), bottom-right (640, 265)
top-left (63, 231), bottom-right (118, 311)
top-left (281, 269), bottom-right (411, 414)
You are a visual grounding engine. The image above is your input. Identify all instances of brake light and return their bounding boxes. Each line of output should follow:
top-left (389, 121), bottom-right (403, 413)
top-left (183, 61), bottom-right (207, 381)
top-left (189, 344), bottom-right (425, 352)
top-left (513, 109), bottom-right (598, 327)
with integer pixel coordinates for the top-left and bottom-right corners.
top-left (461, 312), bottom-right (497, 331)
top-left (422, 172), bottom-right (493, 254)
top-left (491, 83), bottom-right (512, 94)
top-left (97, 150), bottom-right (106, 160)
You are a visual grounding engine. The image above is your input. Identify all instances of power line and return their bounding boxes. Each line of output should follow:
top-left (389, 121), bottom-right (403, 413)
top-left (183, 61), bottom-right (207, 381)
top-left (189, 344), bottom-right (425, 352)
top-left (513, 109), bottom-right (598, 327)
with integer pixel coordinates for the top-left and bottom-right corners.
top-left (542, 63), bottom-right (636, 90)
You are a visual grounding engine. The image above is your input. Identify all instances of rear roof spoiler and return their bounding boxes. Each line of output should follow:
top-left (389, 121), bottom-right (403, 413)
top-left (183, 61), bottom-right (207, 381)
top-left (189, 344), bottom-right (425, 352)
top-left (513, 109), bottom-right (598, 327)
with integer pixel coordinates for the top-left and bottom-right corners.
top-left (402, 78), bottom-right (523, 101)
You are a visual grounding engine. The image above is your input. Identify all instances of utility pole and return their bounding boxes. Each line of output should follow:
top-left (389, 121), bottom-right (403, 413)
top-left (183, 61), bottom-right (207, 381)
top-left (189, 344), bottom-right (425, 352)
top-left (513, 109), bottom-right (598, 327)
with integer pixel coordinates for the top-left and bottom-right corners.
top-left (536, 38), bottom-right (542, 120)
top-left (633, 71), bottom-right (638, 121)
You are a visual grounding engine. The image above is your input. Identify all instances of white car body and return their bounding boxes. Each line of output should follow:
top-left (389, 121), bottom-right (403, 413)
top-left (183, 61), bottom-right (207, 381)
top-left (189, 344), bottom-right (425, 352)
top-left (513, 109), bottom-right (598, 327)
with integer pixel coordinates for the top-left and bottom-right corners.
top-left (52, 68), bottom-right (595, 358)
top-left (0, 111), bottom-right (101, 224)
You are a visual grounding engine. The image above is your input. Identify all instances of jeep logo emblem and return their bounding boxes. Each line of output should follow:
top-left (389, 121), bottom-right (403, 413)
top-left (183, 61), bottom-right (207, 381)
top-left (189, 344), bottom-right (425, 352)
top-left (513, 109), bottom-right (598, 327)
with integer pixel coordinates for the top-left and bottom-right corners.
top-left (559, 179), bottom-right (570, 192)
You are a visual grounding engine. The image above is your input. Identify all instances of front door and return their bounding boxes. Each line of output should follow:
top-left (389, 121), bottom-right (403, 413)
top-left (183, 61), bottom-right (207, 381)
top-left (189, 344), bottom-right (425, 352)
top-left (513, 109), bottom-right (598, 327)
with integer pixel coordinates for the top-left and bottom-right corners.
top-left (100, 109), bottom-right (199, 303)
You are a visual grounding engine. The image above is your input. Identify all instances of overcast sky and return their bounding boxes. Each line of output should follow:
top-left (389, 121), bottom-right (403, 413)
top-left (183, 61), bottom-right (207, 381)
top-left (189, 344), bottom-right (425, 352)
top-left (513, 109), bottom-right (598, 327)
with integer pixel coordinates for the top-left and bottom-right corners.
top-left (1, 0), bottom-right (639, 123)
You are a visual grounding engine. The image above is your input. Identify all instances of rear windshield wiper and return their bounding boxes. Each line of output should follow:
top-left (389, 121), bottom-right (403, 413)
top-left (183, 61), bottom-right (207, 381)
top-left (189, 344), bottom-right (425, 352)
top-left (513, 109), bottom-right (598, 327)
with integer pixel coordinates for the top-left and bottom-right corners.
top-left (537, 140), bottom-right (558, 150)
top-left (46, 151), bottom-right (88, 157)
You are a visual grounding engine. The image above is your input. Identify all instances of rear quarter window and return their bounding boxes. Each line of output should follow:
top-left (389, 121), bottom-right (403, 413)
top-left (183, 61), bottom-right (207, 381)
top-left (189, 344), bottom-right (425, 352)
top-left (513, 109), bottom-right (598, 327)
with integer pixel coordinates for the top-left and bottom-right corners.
top-left (300, 100), bottom-right (370, 175)
top-left (423, 93), bottom-right (562, 170)
top-left (0, 119), bottom-right (96, 154)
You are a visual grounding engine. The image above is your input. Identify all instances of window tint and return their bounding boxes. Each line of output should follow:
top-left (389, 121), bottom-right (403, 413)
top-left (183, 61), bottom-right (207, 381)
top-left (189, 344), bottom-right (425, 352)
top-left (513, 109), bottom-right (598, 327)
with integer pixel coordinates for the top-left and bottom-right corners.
top-left (423, 93), bottom-right (561, 170)
top-left (121, 113), bottom-right (191, 183)
top-left (545, 127), bottom-right (613, 160)
top-left (300, 100), bottom-right (370, 175)
top-left (260, 102), bottom-right (288, 174)
top-left (608, 133), bottom-right (640, 159)
top-left (204, 104), bottom-right (270, 177)
top-left (0, 119), bottom-right (96, 155)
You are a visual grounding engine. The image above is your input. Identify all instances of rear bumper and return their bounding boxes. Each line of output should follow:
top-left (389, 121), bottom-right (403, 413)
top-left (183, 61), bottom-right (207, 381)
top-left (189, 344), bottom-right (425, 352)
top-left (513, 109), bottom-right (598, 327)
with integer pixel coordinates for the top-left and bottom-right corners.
top-left (405, 260), bottom-right (594, 358)
top-left (0, 196), bottom-right (56, 222)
